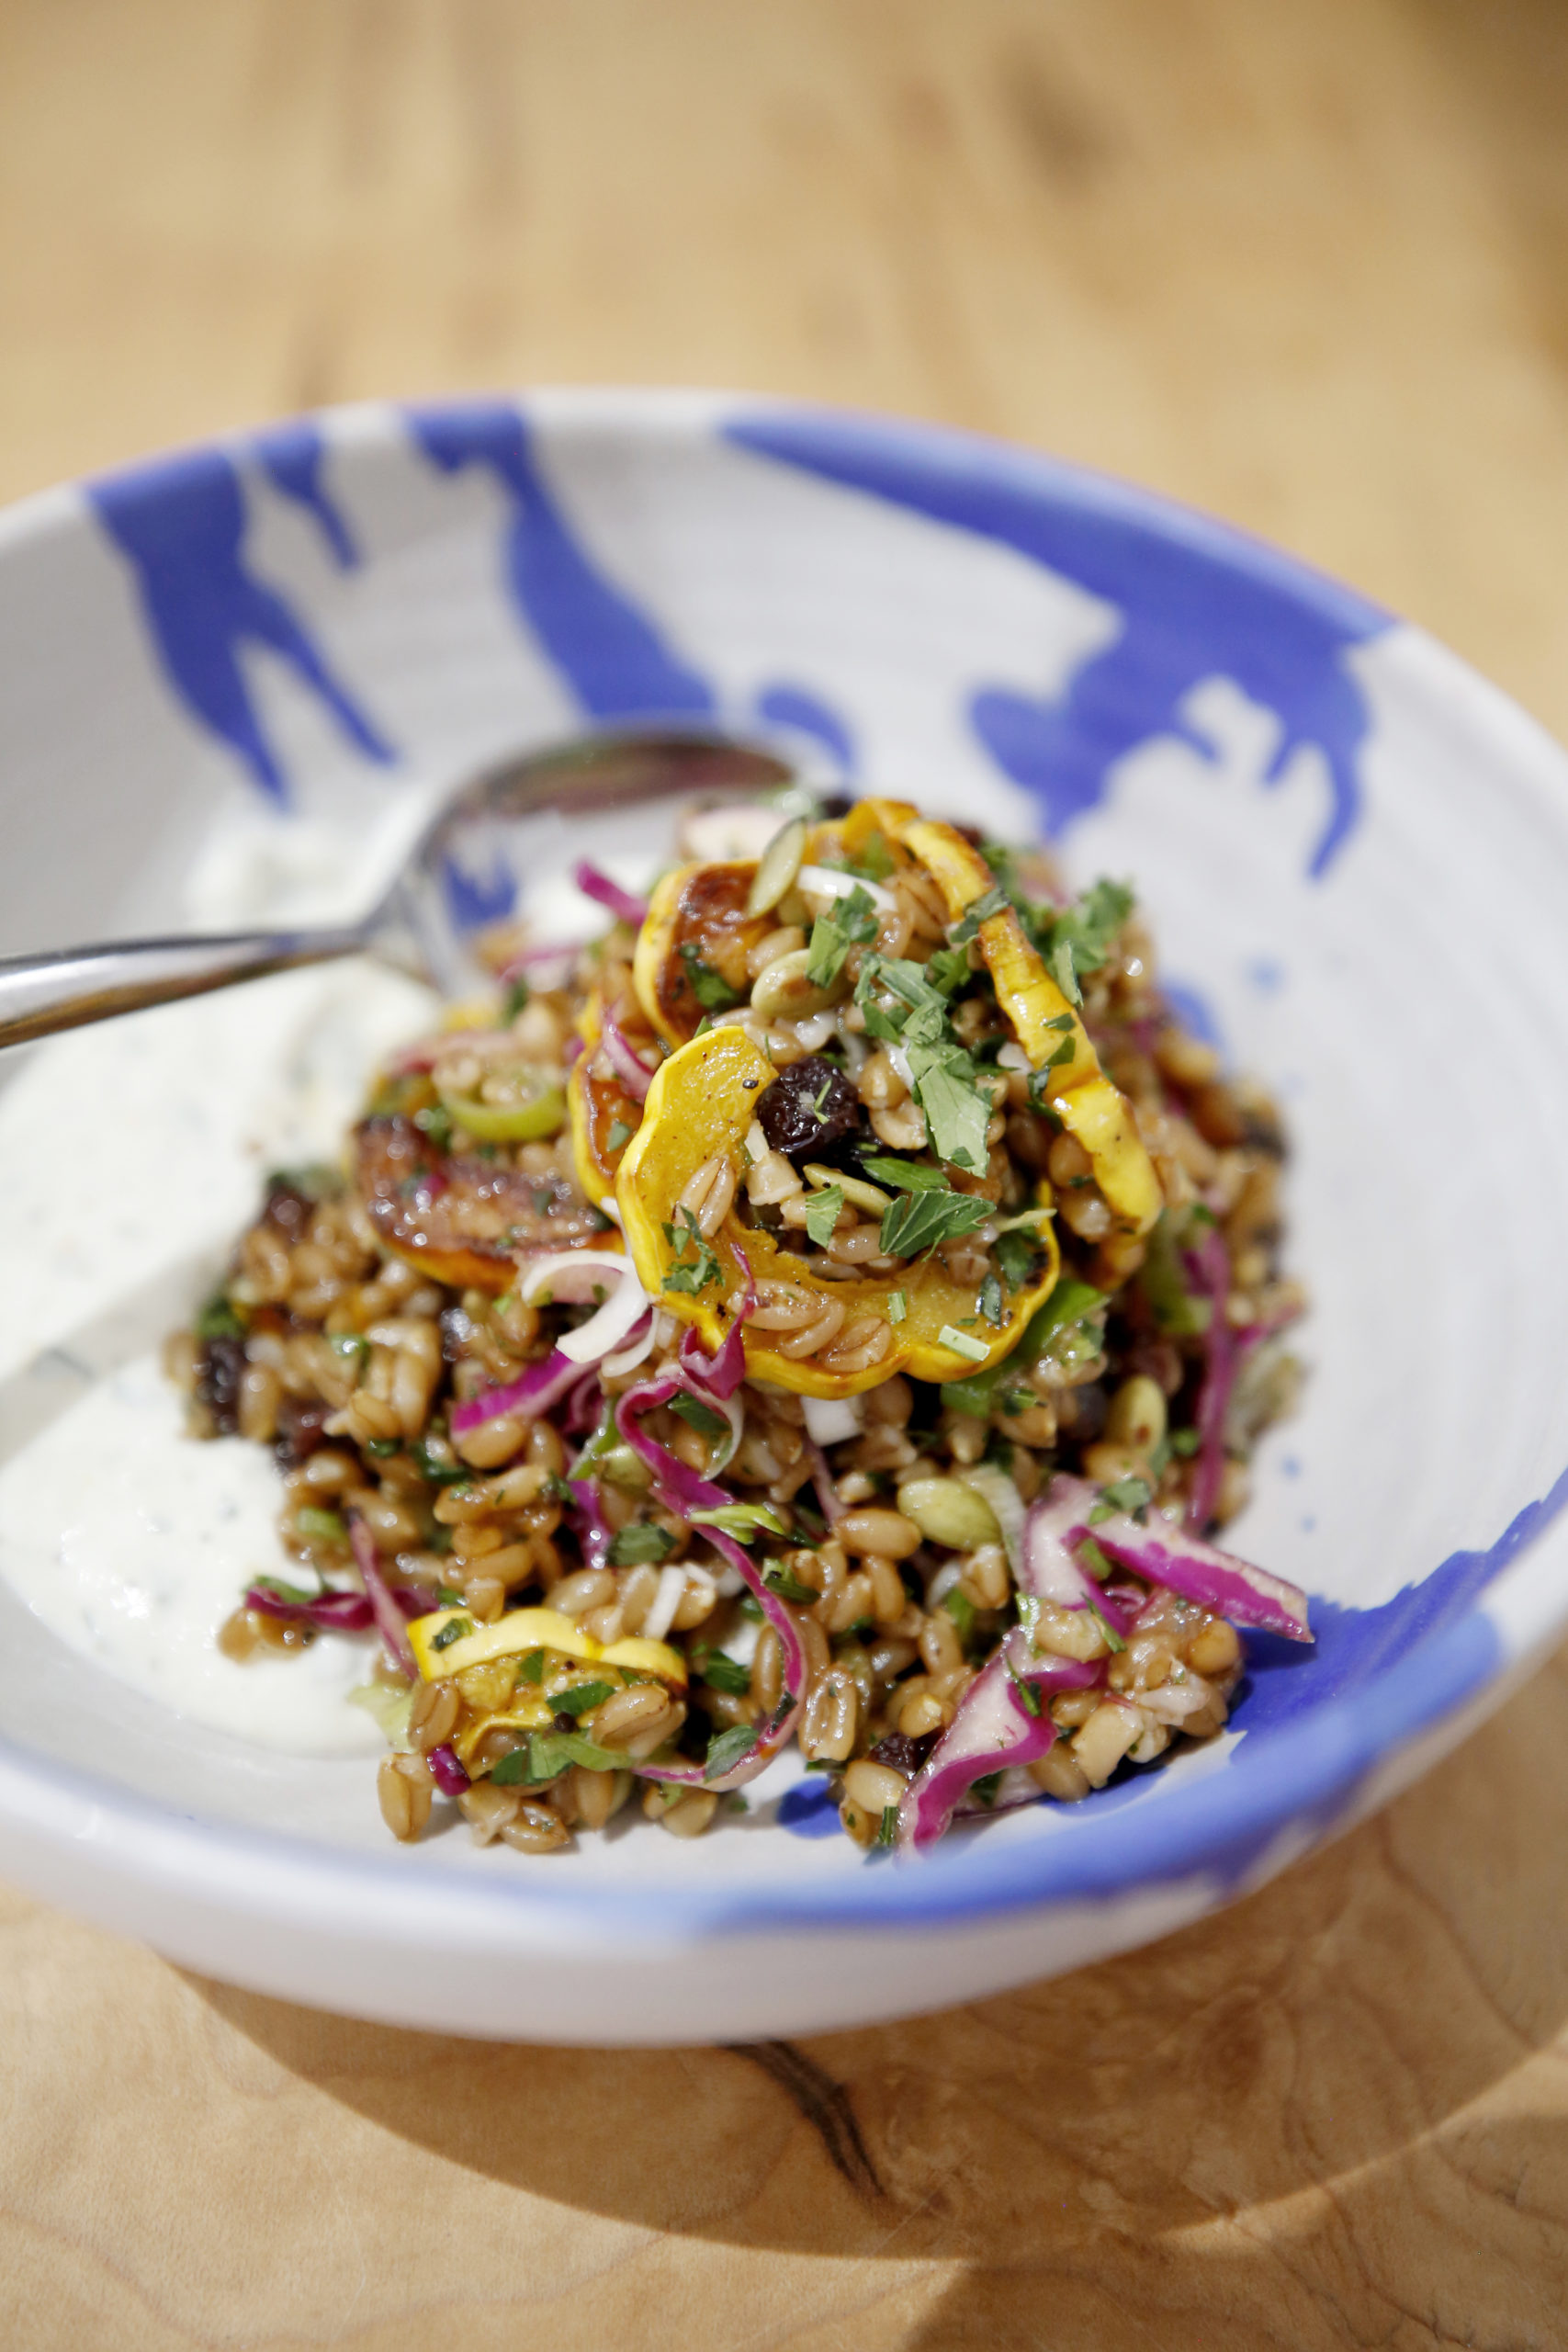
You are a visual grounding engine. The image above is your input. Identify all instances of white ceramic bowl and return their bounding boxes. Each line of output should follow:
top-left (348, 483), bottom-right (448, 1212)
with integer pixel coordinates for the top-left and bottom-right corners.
top-left (1, 390), bottom-right (1565, 2045)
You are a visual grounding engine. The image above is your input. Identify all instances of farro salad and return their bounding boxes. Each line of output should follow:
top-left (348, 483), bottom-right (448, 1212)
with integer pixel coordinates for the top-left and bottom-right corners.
top-left (166, 792), bottom-right (1309, 1857)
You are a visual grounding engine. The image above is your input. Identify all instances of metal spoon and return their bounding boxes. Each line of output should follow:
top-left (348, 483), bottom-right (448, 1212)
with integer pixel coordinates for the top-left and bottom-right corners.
top-left (0, 729), bottom-right (799, 1050)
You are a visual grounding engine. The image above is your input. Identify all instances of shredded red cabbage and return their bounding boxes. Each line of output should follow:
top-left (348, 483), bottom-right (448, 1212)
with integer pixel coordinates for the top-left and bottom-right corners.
top-left (676, 1245), bottom-right (755, 1400)
top-left (427, 1742), bottom-right (470, 1797)
top-left (614, 1366), bottom-right (806, 1789)
top-left (898, 1636), bottom-right (1103, 1849)
top-left (803, 1436), bottom-right (846, 1528)
top-left (1021, 1487), bottom-right (1107, 1615)
top-left (601, 1018), bottom-right (656, 1102)
top-left (573, 861), bottom-right (649, 930)
top-left (448, 1347), bottom-right (584, 1436)
top-left (1041, 1474), bottom-right (1312, 1642)
top-left (243, 1581), bottom-right (429, 1633)
top-left (567, 1476), bottom-right (612, 1571)
top-left (349, 1515), bottom-right (418, 1677)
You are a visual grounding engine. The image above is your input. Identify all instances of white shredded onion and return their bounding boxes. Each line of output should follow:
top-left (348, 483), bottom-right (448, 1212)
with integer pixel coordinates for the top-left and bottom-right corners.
top-left (600, 1316), bottom-right (657, 1377)
top-left (798, 864), bottom-right (897, 914)
top-left (642, 1563), bottom-right (692, 1642)
top-left (520, 1249), bottom-right (629, 1306)
top-left (803, 1394), bottom-right (863, 1446)
top-left (519, 1250), bottom-right (651, 1367)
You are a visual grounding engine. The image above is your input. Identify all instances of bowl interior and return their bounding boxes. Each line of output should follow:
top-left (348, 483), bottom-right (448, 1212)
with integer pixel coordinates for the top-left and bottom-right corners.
top-left (1, 390), bottom-right (1565, 1932)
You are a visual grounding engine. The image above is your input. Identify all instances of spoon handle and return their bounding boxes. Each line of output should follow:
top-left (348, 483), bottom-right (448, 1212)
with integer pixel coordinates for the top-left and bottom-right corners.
top-left (0, 924), bottom-right (371, 1050)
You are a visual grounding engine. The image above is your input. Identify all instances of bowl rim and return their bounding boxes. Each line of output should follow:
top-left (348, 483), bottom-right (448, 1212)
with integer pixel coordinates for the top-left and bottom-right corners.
top-left (3, 383), bottom-right (1566, 1945)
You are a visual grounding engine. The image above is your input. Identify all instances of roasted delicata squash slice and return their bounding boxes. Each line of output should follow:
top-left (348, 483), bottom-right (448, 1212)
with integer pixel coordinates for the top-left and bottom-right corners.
top-left (615, 1026), bottom-right (1061, 1398)
top-left (895, 814), bottom-right (1161, 1237)
top-left (407, 1603), bottom-right (687, 1687)
top-left (633, 860), bottom-right (782, 1047)
top-left (567, 986), bottom-right (652, 1208)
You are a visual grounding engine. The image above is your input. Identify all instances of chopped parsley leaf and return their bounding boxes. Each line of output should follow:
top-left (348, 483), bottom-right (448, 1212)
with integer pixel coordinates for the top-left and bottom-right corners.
top-left (1170, 1427), bottom-right (1201, 1457)
top-left (876, 1803), bottom-right (900, 1847)
top-left (696, 1649), bottom-right (751, 1697)
top-left (951, 884), bottom-right (1012, 944)
top-left (519, 1647), bottom-right (547, 1684)
top-left (194, 1288), bottom-right (243, 1340)
top-left (860, 1154), bottom-right (950, 1193)
top-left (677, 941), bottom-right (742, 1011)
top-left (501, 976), bottom-right (530, 1021)
top-left (704, 1724), bottom-right (759, 1781)
top-left (660, 1206), bottom-right (723, 1295)
top-left (943, 1588), bottom-right (976, 1643)
top-left (763, 1563), bottom-right (818, 1605)
top-left (878, 1186), bottom-right (991, 1259)
top-left (605, 1117), bottom-right (635, 1153)
top-left (1089, 1474), bottom-right (1155, 1525)
top-left (669, 1391), bottom-right (730, 1442)
top-left (993, 1227), bottom-right (1043, 1294)
top-left (606, 1523), bottom-right (677, 1566)
top-left (430, 1616), bottom-right (472, 1651)
top-left (550, 1679), bottom-right (615, 1717)
top-left (805, 884), bottom-right (879, 989)
top-left (803, 1183), bottom-right (845, 1248)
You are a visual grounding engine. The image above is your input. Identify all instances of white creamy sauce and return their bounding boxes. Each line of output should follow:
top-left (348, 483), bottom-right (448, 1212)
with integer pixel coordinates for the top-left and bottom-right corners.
top-left (0, 956), bottom-right (436, 1754)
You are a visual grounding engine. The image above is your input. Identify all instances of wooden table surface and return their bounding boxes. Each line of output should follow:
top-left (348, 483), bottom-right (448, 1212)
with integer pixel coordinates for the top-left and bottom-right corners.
top-left (4, 3), bottom-right (1568, 2344)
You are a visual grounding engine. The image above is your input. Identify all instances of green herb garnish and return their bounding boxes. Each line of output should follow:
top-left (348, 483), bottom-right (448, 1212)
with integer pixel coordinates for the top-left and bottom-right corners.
top-left (431, 1615), bottom-right (472, 1651)
top-left (1089, 1476), bottom-right (1154, 1525)
top-left (876, 1803), bottom-right (900, 1847)
top-left (696, 1650), bottom-right (751, 1697)
top-left (803, 1184), bottom-right (845, 1248)
top-left (194, 1288), bottom-right (243, 1340)
top-left (607, 1523), bottom-right (677, 1566)
top-left (605, 1117), bottom-right (635, 1154)
top-left (669, 1392), bottom-right (730, 1442)
top-left (549, 1679), bottom-right (615, 1717)
top-left (294, 1507), bottom-right (347, 1547)
top-left (677, 942), bottom-right (742, 1011)
top-left (704, 1724), bottom-right (759, 1781)
top-left (878, 1187), bottom-right (991, 1259)
top-left (763, 1564), bottom-right (818, 1605)
top-left (805, 885), bottom-right (879, 989)
top-left (661, 1207), bottom-right (723, 1295)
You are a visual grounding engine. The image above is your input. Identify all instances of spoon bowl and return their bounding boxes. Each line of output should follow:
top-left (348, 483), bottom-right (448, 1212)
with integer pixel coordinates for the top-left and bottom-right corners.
top-left (0, 727), bottom-right (796, 1048)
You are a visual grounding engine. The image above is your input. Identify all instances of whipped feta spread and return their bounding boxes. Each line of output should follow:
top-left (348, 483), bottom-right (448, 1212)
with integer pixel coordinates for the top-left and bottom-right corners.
top-left (0, 958), bottom-right (436, 1753)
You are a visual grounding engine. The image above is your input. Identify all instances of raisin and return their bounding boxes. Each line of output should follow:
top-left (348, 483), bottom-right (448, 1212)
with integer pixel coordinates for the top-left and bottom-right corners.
top-left (263, 1181), bottom-right (315, 1241)
top-left (274, 1395), bottom-right (333, 1467)
top-left (195, 1335), bottom-right (246, 1436)
top-left (868, 1729), bottom-right (936, 1777)
top-left (755, 1056), bottom-right (862, 1161)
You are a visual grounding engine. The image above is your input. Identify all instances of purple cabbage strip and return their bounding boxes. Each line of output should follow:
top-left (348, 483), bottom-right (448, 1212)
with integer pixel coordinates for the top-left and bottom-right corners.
top-left (244, 1581), bottom-right (430, 1633)
top-left (1185, 1226), bottom-right (1237, 1534)
top-left (349, 1514), bottom-right (419, 1677)
top-left (1020, 1487), bottom-right (1108, 1615)
top-left (804, 1437), bottom-right (846, 1528)
top-left (573, 860), bottom-right (649, 930)
top-left (898, 1635), bottom-right (1103, 1850)
top-left (567, 1476), bottom-right (613, 1572)
top-left (1041, 1473), bottom-right (1312, 1643)
top-left (614, 1364), bottom-right (806, 1791)
top-left (601, 1017), bottom-right (655, 1102)
top-left (676, 1244), bottom-right (756, 1400)
top-left (427, 1742), bottom-right (470, 1798)
top-left (448, 1346), bottom-right (584, 1437)
top-left (244, 1584), bottom-right (375, 1633)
